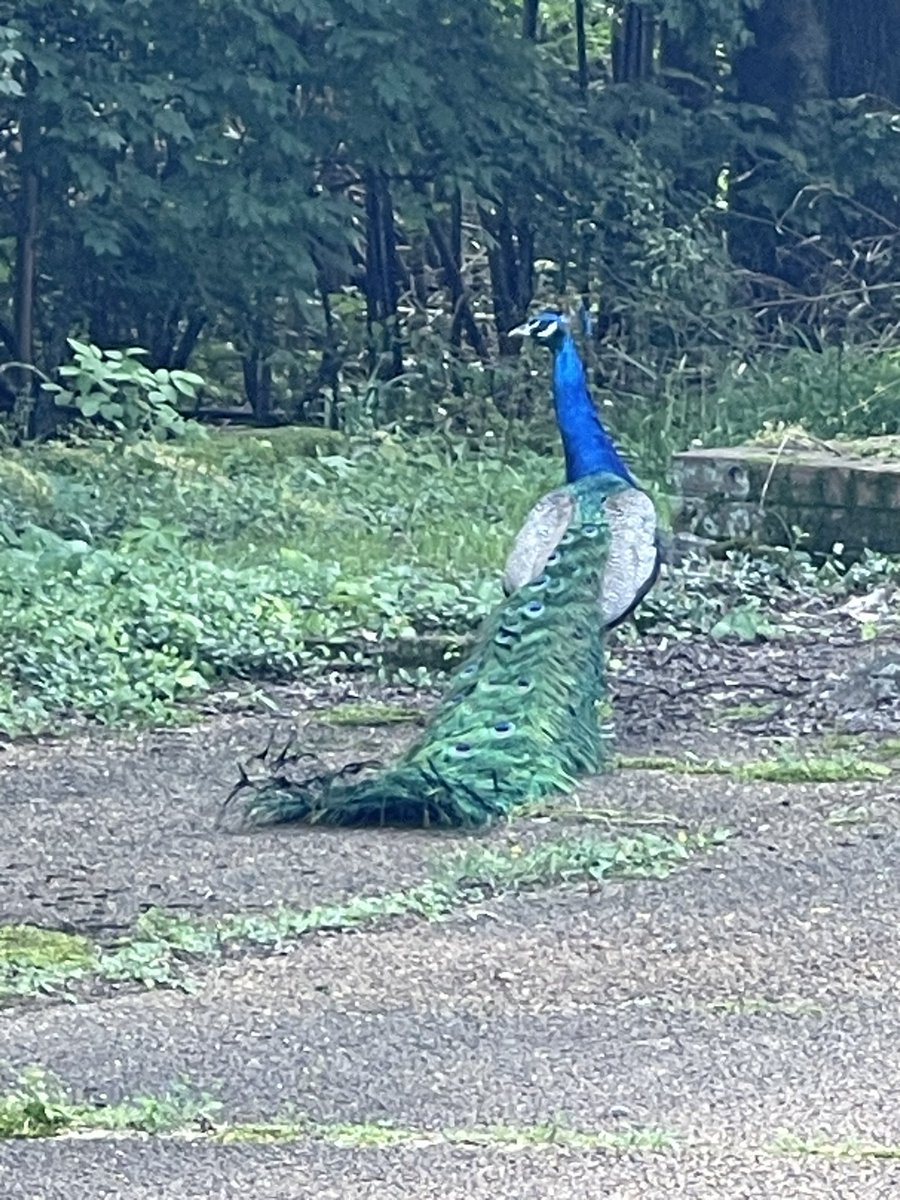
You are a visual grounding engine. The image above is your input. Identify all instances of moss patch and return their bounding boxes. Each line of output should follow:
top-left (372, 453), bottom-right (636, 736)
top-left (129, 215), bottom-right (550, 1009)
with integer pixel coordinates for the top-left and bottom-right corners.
top-left (0, 925), bottom-right (95, 971)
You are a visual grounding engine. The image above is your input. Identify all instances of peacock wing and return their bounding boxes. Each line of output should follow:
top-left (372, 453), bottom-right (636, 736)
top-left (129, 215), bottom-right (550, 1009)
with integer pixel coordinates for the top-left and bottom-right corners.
top-left (502, 488), bottom-right (576, 596)
top-left (599, 488), bottom-right (659, 628)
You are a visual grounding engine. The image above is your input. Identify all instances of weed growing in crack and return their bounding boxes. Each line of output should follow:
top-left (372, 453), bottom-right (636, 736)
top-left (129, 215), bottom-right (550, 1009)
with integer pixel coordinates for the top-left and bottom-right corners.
top-left (0, 829), bottom-right (724, 1004)
top-left (0, 1067), bottom-right (220, 1138)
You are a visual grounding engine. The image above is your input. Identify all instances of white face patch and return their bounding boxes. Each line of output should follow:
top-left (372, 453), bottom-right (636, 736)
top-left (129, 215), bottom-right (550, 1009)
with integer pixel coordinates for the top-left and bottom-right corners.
top-left (536, 320), bottom-right (559, 339)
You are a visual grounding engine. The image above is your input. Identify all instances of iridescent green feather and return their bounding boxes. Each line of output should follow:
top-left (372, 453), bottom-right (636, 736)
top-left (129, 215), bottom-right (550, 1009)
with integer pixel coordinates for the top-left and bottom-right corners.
top-left (241, 473), bottom-right (624, 829)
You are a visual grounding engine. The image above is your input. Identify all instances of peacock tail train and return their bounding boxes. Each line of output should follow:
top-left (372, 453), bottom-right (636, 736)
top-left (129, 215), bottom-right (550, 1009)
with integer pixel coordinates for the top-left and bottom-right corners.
top-left (239, 472), bottom-right (626, 830)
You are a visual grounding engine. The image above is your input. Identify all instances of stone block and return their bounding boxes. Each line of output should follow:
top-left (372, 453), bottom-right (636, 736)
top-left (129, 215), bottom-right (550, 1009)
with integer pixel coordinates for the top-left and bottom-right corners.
top-left (672, 441), bottom-right (900, 555)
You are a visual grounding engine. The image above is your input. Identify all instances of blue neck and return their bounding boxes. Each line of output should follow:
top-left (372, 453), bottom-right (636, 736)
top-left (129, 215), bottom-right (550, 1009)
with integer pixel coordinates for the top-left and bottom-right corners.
top-left (552, 334), bottom-right (635, 484)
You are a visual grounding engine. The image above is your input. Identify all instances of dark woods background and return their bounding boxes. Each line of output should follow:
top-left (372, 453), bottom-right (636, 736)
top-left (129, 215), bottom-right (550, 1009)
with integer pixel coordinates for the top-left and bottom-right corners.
top-left (2, 0), bottom-right (899, 448)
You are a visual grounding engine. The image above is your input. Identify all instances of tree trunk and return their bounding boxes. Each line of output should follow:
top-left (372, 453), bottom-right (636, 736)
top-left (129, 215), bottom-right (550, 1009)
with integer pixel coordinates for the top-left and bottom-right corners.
top-left (522, 0), bottom-right (539, 40)
top-left (242, 349), bottom-right (274, 424)
top-left (481, 205), bottom-right (534, 353)
top-left (426, 213), bottom-right (488, 359)
top-left (13, 61), bottom-right (57, 439)
top-left (14, 171), bottom-right (37, 375)
top-left (574, 0), bottom-right (588, 95)
top-left (171, 312), bottom-right (207, 370)
top-left (364, 166), bottom-right (402, 377)
top-left (733, 0), bottom-right (829, 117)
top-left (612, 3), bottom-right (655, 84)
top-left (729, 0), bottom-right (831, 281)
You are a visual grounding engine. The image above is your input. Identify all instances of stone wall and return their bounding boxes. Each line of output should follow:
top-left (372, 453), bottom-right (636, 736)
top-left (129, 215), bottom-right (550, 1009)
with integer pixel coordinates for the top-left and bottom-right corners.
top-left (672, 444), bottom-right (900, 555)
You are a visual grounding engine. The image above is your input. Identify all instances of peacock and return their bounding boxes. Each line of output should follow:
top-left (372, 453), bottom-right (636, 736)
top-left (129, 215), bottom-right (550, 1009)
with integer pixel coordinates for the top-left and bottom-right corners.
top-left (235, 308), bottom-right (659, 830)
top-left (502, 309), bottom-right (660, 629)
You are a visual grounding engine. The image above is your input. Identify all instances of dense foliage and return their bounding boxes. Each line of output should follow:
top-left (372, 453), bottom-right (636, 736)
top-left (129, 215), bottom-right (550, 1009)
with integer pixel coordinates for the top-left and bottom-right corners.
top-left (0, 3), bottom-right (897, 735)
top-left (1, 0), bottom-right (898, 444)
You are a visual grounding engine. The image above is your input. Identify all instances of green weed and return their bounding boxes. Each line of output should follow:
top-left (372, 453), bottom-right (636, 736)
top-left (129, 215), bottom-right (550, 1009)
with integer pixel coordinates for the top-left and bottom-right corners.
top-left (0, 1067), bottom-right (219, 1139)
top-left (707, 996), bottom-right (823, 1018)
top-left (0, 926), bottom-right (97, 999)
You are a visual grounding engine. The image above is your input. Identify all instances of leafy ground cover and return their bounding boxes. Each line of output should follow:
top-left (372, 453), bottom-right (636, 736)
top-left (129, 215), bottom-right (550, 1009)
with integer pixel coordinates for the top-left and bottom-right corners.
top-left (0, 427), bottom-right (897, 736)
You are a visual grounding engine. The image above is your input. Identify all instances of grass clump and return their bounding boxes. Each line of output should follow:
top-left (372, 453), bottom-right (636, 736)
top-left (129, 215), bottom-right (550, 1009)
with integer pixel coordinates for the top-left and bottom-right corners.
top-left (774, 1132), bottom-right (900, 1160)
top-left (0, 1067), bottom-right (673, 1151)
top-left (0, 1067), bottom-right (219, 1138)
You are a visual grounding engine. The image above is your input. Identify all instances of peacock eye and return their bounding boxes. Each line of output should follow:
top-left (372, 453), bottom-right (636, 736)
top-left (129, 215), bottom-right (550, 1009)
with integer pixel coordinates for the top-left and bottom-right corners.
top-left (454, 742), bottom-right (473, 755)
top-left (582, 523), bottom-right (598, 536)
top-left (546, 551), bottom-right (560, 565)
top-left (529, 574), bottom-right (550, 589)
top-left (493, 721), bottom-right (514, 736)
top-left (523, 600), bottom-right (544, 617)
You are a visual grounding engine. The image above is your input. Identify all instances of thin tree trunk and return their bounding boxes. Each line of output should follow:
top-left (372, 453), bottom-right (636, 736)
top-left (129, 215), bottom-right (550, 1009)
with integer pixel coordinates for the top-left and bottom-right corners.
top-left (14, 170), bottom-right (37, 374)
top-left (317, 276), bottom-right (341, 428)
top-left (14, 61), bottom-right (54, 438)
top-left (574, 0), bottom-right (588, 95)
top-left (171, 312), bottom-right (206, 370)
top-left (242, 350), bottom-right (273, 424)
top-left (426, 214), bottom-right (488, 359)
top-left (522, 0), bottom-right (539, 39)
top-left (449, 187), bottom-right (462, 271)
top-left (481, 206), bottom-right (534, 353)
top-left (364, 166), bottom-right (402, 376)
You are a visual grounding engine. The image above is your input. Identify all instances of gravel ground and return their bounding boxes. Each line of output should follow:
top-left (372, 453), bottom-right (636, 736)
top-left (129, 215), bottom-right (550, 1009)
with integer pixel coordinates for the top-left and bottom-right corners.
top-left (0, 609), bottom-right (898, 1197)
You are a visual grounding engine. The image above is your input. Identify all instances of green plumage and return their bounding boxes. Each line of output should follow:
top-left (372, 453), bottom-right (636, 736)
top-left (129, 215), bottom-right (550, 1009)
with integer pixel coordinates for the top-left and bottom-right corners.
top-left (240, 472), bottom-right (626, 830)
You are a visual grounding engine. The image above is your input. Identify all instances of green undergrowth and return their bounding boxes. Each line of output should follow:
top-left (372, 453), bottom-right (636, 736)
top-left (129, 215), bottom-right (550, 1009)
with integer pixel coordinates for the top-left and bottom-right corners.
top-left (0, 828), bottom-right (726, 1003)
top-left (0, 428), bottom-right (897, 737)
top-left (0, 431), bottom-right (551, 735)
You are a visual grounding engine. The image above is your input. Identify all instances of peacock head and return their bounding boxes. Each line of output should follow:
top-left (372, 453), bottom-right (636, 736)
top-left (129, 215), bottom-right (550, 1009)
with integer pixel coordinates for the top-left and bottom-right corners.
top-left (508, 308), bottom-right (570, 352)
